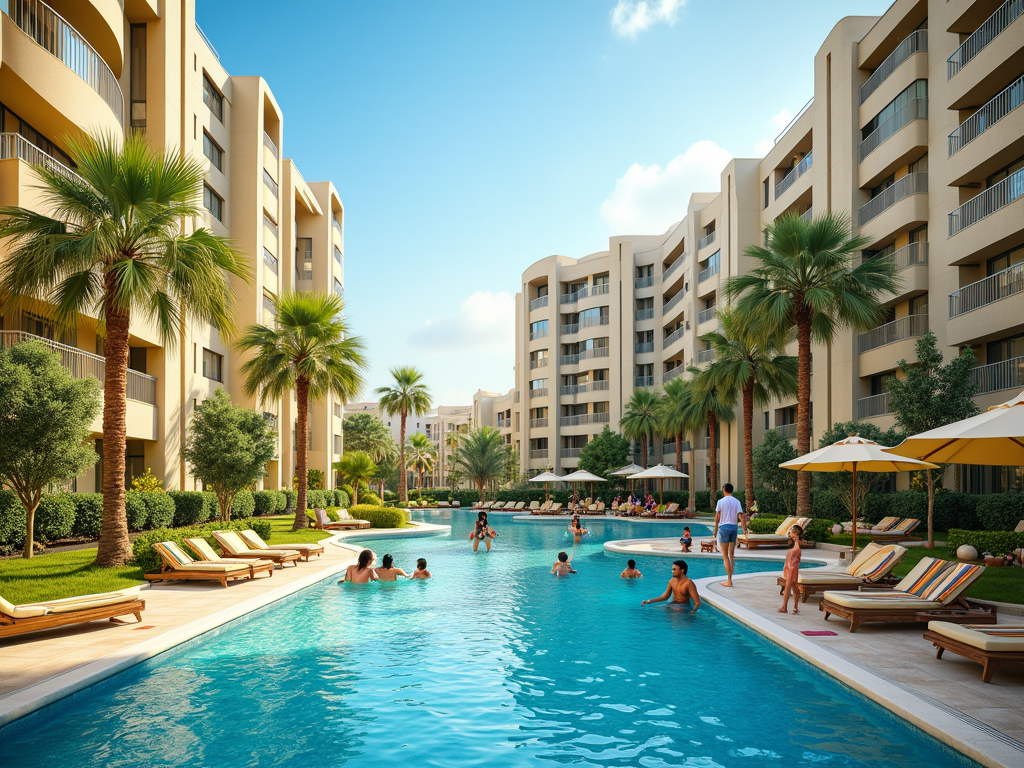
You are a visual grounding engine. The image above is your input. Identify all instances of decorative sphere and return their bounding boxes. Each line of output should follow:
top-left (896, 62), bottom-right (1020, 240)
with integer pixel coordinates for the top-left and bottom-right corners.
top-left (831, 524), bottom-right (843, 535)
top-left (956, 544), bottom-right (978, 562)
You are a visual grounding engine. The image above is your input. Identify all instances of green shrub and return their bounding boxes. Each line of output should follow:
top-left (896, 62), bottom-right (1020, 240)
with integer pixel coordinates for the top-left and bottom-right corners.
top-left (138, 492), bottom-right (175, 529)
top-left (0, 490), bottom-right (26, 552)
top-left (360, 491), bottom-right (382, 506)
top-left (231, 490), bottom-right (255, 519)
top-left (274, 491), bottom-right (288, 511)
top-left (168, 491), bottom-right (211, 527)
top-left (862, 492), bottom-right (896, 525)
top-left (383, 490), bottom-right (397, 502)
top-left (253, 491), bottom-right (276, 516)
top-left (748, 515), bottom-right (834, 543)
top-left (749, 516), bottom-right (786, 534)
top-left (947, 529), bottom-right (1024, 556)
top-left (282, 489), bottom-right (296, 510)
top-left (70, 493), bottom-right (104, 539)
top-left (305, 489), bottom-right (330, 509)
top-left (131, 518), bottom-right (273, 574)
top-left (348, 504), bottom-right (407, 529)
top-left (334, 489), bottom-right (350, 508)
top-left (33, 494), bottom-right (76, 543)
top-left (125, 491), bottom-right (148, 532)
top-left (977, 492), bottom-right (1024, 531)
top-left (810, 489), bottom-right (848, 521)
top-left (693, 490), bottom-right (711, 511)
top-left (750, 489), bottom-right (789, 517)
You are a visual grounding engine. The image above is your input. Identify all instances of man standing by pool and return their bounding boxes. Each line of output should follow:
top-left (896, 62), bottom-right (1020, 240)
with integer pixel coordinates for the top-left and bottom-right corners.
top-left (713, 483), bottom-right (748, 588)
top-left (641, 560), bottom-right (699, 613)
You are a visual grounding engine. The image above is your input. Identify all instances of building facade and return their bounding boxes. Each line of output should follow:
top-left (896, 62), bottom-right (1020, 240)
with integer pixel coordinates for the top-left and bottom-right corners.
top-left (0, 0), bottom-right (348, 491)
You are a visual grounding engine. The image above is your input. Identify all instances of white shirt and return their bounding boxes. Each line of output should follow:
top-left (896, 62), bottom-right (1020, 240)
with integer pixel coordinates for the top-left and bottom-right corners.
top-left (716, 495), bottom-right (742, 526)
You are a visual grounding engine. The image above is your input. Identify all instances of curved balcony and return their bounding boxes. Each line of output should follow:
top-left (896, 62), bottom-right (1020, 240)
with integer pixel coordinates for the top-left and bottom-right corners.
top-left (947, 0), bottom-right (1023, 80)
top-left (697, 306), bottom-right (716, 326)
top-left (775, 151), bottom-right (813, 200)
top-left (858, 172), bottom-right (927, 227)
top-left (663, 364), bottom-right (685, 382)
top-left (634, 341), bottom-right (654, 354)
top-left (949, 74), bottom-right (1024, 156)
top-left (662, 253), bottom-right (686, 287)
top-left (875, 242), bottom-right (929, 302)
top-left (662, 287), bottom-right (687, 323)
top-left (634, 375), bottom-right (654, 388)
top-left (949, 167), bottom-right (1024, 236)
top-left (857, 393), bottom-right (891, 420)
top-left (945, 0), bottom-right (1024, 111)
top-left (529, 295), bottom-right (549, 312)
top-left (634, 308), bottom-right (654, 321)
top-left (634, 275), bottom-right (654, 289)
top-left (971, 355), bottom-right (1024, 395)
top-left (696, 348), bottom-right (715, 363)
top-left (860, 30), bottom-right (927, 104)
top-left (858, 98), bottom-right (927, 165)
top-left (858, 313), bottom-right (928, 354)
top-left (949, 263), bottom-right (1024, 318)
top-left (697, 230), bottom-right (716, 251)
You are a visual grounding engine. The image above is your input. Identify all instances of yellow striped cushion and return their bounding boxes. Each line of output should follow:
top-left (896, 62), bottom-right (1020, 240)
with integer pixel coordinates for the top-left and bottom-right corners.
top-left (903, 558), bottom-right (951, 597)
top-left (155, 541), bottom-right (194, 566)
top-left (894, 518), bottom-right (920, 533)
top-left (922, 563), bottom-right (981, 603)
top-left (851, 549), bottom-right (889, 579)
top-left (874, 517), bottom-right (900, 532)
top-left (844, 542), bottom-right (883, 575)
top-left (183, 537), bottom-right (220, 561)
top-left (858, 550), bottom-right (900, 581)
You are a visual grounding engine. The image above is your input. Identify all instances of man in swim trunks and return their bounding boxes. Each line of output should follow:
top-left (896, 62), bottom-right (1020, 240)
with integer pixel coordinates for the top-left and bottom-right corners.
top-left (713, 483), bottom-right (748, 588)
top-left (551, 551), bottom-right (577, 576)
top-left (641, 560), bottom-right (699, 613)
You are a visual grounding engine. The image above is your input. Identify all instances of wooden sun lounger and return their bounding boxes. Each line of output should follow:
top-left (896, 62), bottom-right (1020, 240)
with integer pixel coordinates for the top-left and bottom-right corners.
top-left (869, 518), bottom-right (922, 542)
top-left (312, 508), bottom-right (370, 530)
top-left (212, 530), bottom-right (302, 567)
top-left (776, 543), bottom-right (907, 602)
top-left (182, 537), bottom-right (276, 579)
top-left (238, 530), bottom-right (324, 562)
top-left (924, 622), bottom-right (1024, 683)
top-left (146, 541), bottom-right (258, 588)
top-left (0, 592), bottom-right (145, 639)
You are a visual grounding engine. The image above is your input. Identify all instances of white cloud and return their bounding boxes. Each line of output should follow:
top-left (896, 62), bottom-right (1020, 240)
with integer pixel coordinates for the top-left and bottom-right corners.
top-left (599, 140), bottom-right (733, 234)
top-left (408, 289), bottom-right (515, 363)
top-left (611, 0), bottom-right (684, 39)
top-left (753, 108), bottom-right (794, 157)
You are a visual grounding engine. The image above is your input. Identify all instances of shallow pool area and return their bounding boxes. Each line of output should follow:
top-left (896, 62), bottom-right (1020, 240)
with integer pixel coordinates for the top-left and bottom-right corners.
top-left (0, 511), bottom-right (981, 767)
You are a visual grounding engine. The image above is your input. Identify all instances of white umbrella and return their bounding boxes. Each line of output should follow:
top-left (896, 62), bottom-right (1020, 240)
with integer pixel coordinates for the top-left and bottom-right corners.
top-left (529, 471), bottom-right (563, 502)
top-left (561, 469), bottom-right (606, 503)
top-left (610, 463), bottom-right (645, 495)
top-left (629, 464), bottom-right (689, 506)
top-left (781, 435), bottom-right (937, 550)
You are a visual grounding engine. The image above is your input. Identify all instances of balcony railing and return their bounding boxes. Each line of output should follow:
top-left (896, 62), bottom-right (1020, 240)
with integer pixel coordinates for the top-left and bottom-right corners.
top-left (697, 230), bottom-right (716, 251)
top-left (775, 151), bottom-right (813, 199)
top-left (530, 449), bottom-right (549, 460)
top-left (662, 440), bottom-right (692, 454)
top-left (529, 295), bottom-right (549, 311)
top-left (663, 255), bottom-right (685, 282)
top-left (530, 418), bottom-right (549, 429)
top-left (971, 355), bottom-right (1024, 395)
top-left (591, 282), bottom-right (610, 296)
top-left (561, 447), bottom-right (584, 459)
top-left (949, 74), bottom-right (1024, 156)
top-left (634, 275), bottom-right (654, 289)
top-left (561, 384), bottom-right (582, 395)
top-left (858, 97), bottom-right (928, 163)
top-left (0, 330), bottom-right (156, 405)
top-left (857, 392), bottom-right (891, 419)
top-left (3, 0), bottom-right (124, 124)
top-left (697, 348), bottom-right (715, 363)
top-left (698, 252), bottom-right (720, 283)
top-left (949, 168), bottom-right (1024, 235)
top-left (560, 354), bottom-right (579, 365)
top-left (593, 380), bottom-right (610, 391)
top-left (635, 341), bottom-right (654, 354)
top-left (775, 97), bottom-right (813, 145)
top-left (664, 326), bottom-right (685, 347)
top-left (874, 241), bottom-right (928, 272)
top-left (196, 21), bottom-right (220, 60)
top-left (697, 306), bottom-right (716, 325)
top-left (530, 358), bottom-right (548, 369)
top-left (949, 263), bottom-right (1024, 317)
top-left (581, 346), bottom-right (610, 361)
top-left (263, 247), bottom-right (279, 274)
top-left (560, 413), bottom-right (610, 427)
top-left (635, 308), bottom-right (654, 321)
top-left (0, 132), bottom-right (81, 183)
top-left (560, 323), bottom-right (579, 335)
top-left (332, 217), bottom-right (343, 239)
top-left (263, 169), bottom-right (279, 198)
top-left (530, 328), bottom-right (548, 341)
top-left (634, 375), bottom-right (654, 387)
top-left (861, 30), bottom-right (928, 103)
top-left (948, 0), bottom-right (1024, 79)
top-left (663, 289), bottom-right (686, 315)
top-left (664, 364), bottom-right (685, 382)
top-left (773, 423), bottom-right (798, 439)
top-left (529, 388), bottom-right (549, 399)
top-left (581, 315), bottom-right (609, 328)
top-left (800, 207), bottom-right (814, 222)
top-left (560, 287), bottom-right (588, 304)
top-left (262, 213), bottom-right (279, 239)
top-left (262, 131), bottom-right (279, 160)
top-left (857, 313), bottom-right (928, 353)
top-left (858, 172), bottom-right (927, 226)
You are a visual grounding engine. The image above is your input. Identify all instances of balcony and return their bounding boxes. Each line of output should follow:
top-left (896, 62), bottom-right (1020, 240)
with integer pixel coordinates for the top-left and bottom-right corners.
top-left (857, 314), bottom-right (928, 354)
top-left (263, 247), bottom-right (279, 275)
top-left (529, 295), bottom-right (549, 312)
top-left (560, 447), bottom-right (583, 459)
top-left (857, 393), bottom-right (891, 419)
top-left (635, 308), bottom-right (654, 321)
top-left (664, 364), bottom-right (685, 382)
top-left (663, 254), bottom-right (686, 283)
top-left (947, 0), bottom-right (1024, 79)
top-left (949, 168), bottom-right (1024, 235)
top-left (263, 169), bottom-right (279, 199)
top-left (530, 449), bottom-right (549, 460)
top-left (581, 347), bottom-right (609, 361)
top-left (800, 207), bottom-right (814, 222)
top-left (593, 380), bottom-right (610, 391)
top-left (877, 241), bottom-right (929, 272)
top-left (697, 306), bottom-right (716, 325)
top-left (948, 74), bottom-right (1024, 156)
top-left (662, 439), bottom-right (692, 454)
top-left (634, 375), bottom-right (654, 387)
top-left (664, 326), bottom-right (686, 347)
top-left (560, 354), bottom-right (579, 365)
top-left (775, 151), bottom-right (813, 200)
top-left (560, 323), bottom-right (579, 335)
top-left (262, 131), bottom-right (279, 161)
top-left (529, 388), bottom-right (549, 399)
top-left (560, 384), bottom-right (582, 395)
top-left (697, 253), bottom-right (720, 283)
top-left (332, 217), bottom-right (343, 240)
top-left (858, 98), bottom-right (928, 164)
top-left (560, 287), bottom-right (588, 304)
top-left (0, 132), bottom-right (81, 184)
top-left (949, 263), bottom-right (1024, 317)
top-left (772, 423), bottom-right (798, 439)
top-left (634, 276), bottom-right (654, 289)
top-left (861, 30), bottom-right (928, 103)
top-left (529, 358), bottom-right (548, 369)
top-left (581, 315), bottom-right (609, 328)
top-left (530, 418), bottom-right (549, 429)
top-left (663, 288), bottom-right (687, 316)
top-left (971, 355), bottom-right (1024, 395)
top-left (697, 230), bottom-right (716, 251)
top-left (774, 97), bottom-right (813, 146)
top-left (560, 413), bottom-right (611, 427)
top-left (635, 341), bottom-right (654, 354)
top-left (858, 172), bottom-right (927, 226)
top-left (591, 283), bottom-right (610, 296)
top-left (530, 328), bottom-right (548, 341)
top-left (697, 348), bottom-right (715, 363)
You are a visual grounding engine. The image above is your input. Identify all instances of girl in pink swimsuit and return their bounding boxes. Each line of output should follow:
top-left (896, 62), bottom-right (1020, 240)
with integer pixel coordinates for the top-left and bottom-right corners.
top-left (779, 524), bottom-right (804, 614)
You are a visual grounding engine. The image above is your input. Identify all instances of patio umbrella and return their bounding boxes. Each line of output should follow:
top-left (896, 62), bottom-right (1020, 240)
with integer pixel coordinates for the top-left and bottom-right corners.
top-left (610, 463), bottom-right (645, 496)
top-left (629, 464), bottom-right (689, 507)
top-left (561, 469), bottom-right (606, 504)
top-left (883, 390), bottom-right (1024, 465)
top-left (528, 471), bottom-right (563, 502)
top-left (780, 435), bottom-right (937, 551)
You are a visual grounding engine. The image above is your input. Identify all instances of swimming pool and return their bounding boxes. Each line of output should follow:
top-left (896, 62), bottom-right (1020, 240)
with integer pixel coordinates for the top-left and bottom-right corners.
top-left (0, 512), bottom-right (979, 767)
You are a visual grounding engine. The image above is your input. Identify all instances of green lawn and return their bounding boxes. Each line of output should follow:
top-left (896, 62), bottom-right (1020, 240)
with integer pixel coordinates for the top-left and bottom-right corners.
top-left (0, 549), bottom-right (145, 605)
top-left (263, 516), bottom-right (336, 543)
top-left (890, 545), bottom-right (1023, 605)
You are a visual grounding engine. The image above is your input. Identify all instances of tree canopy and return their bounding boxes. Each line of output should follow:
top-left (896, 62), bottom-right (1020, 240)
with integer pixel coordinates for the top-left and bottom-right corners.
top-left (451, 427), bottom-right (507, 498)
top-left (342, 412), bottom-right (397, 463)
top-left (751, 429), bottom-right (799, 515)
top-left (578, 426), bottom-right (631, 479)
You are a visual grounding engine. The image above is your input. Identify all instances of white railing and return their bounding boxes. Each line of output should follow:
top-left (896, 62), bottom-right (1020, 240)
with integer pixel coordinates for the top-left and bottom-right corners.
top-left (698, 252), bottom-right (720, 283)
top-left (332, 217), bottom-right (343, 239)
top-left (560, 323), bottom-right (579, 335)
top-left (634, 375), bottom-right (654, 387)
top-left (530, 358), bottom-right (548, 369)
top-left (581, 315), bottom-right (609, 328)
top-left (949, 168), bottom-right (1024, 235)
top-left (875, 242), bottom-right (928, 272)
top-left (697, 230), bottom-right (716, 250)
top-left (635, 342), bottom-right (654, 354)
top-left (0, 330), bottom-right (156, 405)
top-left (530, 388), bottom-right (549, 399)
top-left (560, 287), bottom-right (588, 304)
top-left (858, 172), bottom-right (927, 226)
top-left (697, 306), bottom-right (717, 325)
top-left (775, 151), bottom-right (813, 199)
top-left (635, 308), bottom-right (654, 321)
top-left (196, 22), bottom-right (220, 60)
top-left (774, 97), bottom-right (813, 144)
top-left (948, 0), bottom-right (1024, 79)
top-left (3, 0), bottom-right (124, 124)
top-left (262, 131), bottom-right (279, 160)
top-left (529, 295), bottom-right (549, 311)
top-left (971, 356), bottom-right (1024, 395)
top-left (530, 418), bottom-right (549, 429)
top-left (697, 348), bottom-right (715, 363)
top-left (857, 314), bottom-right (928, 353)
top-left (263, 169), bottom-right (279, 198)
top-left (858, 98), bottom-right (928, 163)
top-left (857, 393), bottom-right (891, 419)
top-left (530, 328), bottom-right (548, 340)
top-left (263, 247), bottom-right (278, 274)
top-left (561, 447), bottom-right (584, 459)
top-left (949, 74), bottom-right (1024, 156)
top-left (949, 263), bottom-right (1024, 317)
top-left (664, 364), bottom-right (685, 382)
top-left (581, 346), bottom-right (610, 361)
top-left (0, 132), bottom-right (81, 183)
top-left (634, 275), bottom-right (654, 289)
top-left (663, 255), bottom-right (686, 282)
top-left (800, 207), bottom-right (814, 222)
top-left (773, 423), bottom-right (798, 439)
top-left (861, 30), bottom-right (928, 103)
top-left (664, 327), bottom-right (685, 347)
top-left (663, 289), bottom-right (686, 315)
top-left (591, 283), bottom-right (610, 296)
top-left (530, 449), bottom-right (549, 460)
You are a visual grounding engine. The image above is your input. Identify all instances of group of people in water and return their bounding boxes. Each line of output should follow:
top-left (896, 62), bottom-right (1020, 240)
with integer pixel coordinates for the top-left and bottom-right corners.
top-left (341, 550), bottom-right (431, 583)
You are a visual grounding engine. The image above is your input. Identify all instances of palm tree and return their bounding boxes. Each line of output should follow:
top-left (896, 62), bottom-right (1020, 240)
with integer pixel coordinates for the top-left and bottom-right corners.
top-left (701, 309), bottom-right (798, 509)
top-left (375, 366), bottom-right (432, 504)
top-left (0, 132), bottom-right (247, 567)
top-left (620, 389), bottom-right (661, 468)
top-left (444, 430), bottom-right (461, 489)
top-left (406, 432), bottom-right (436, 490)
top-left (724, 212), bottom-right (897, 514)
top-left (451, 427), bottom-right (508, 499)
top-left (238, 291), bottom-right (367, 529)
top-left (659, 377), bottom-right (706, 511)
top-left (334, 451), bottom-right (377, 505)
top-left (687, 365), bottom-right (737, 502)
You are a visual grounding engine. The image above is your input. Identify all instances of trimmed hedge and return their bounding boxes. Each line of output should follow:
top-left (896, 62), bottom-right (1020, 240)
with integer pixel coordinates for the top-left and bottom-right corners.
top-left (977, 492), bottom-right (1024, 531)
top-left (334, 489), bottom-right (350, 508)
top-left (749, 515), bottom-right (835, 544)
top-left (0, 490), bottom-right (26, 552)
top-left (348, 504), bottom-right (408, 529)
top-left (305, 489), bottom-right (331, 509)
top-left (125, 491), bottom-right (148, 531)
top-left (360, 491), bottom-right (382, 506)
top-left (750, 489), bottom-right (790, 517)
top-left (131, 518), bottom-right (273, 574)
top-left (168, 491), bottom-right (212, 527)
top-left (33, 494), bottom-right (76, 542)
top-left (273, 491), bottom-right (288, 511)
top-left (140, 492), bottom-right (175, 530)
top-left (253, 491), bottom-right (276, 516)
top-left (947, 529), bottom-right (1024, 555)
top-left (70, 493), bottom-right (104, 539)
top-left (230, 490), bottom-right (255, 519)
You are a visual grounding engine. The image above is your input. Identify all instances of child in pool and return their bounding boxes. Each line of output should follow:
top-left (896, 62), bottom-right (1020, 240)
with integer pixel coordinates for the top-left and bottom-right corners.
top-left (411, 558), bottom-right (432, 579)
top-left (778, 525), bottom-right (804, 614)
top-left (680, 526), bottom-right (692, 553)
top-left (570, 516), bottom-right (589, 537)
top-left (551, 551), bottom-right (577, 576)
top-left (620, 559), bottom-right (642, 578)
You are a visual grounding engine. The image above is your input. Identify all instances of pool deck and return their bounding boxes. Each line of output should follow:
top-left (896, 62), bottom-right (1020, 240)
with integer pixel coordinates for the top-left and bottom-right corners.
top-left (0, 521), bottom-right (450, 727)
top-left (606, 536), bottom-right (1024, 768)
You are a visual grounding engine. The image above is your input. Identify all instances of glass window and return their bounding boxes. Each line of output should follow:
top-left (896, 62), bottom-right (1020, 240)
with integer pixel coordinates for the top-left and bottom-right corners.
top-left (529, 379), bottom-right (547, 390)
top-left (203, 75), bottom-right (223, 122)
top-left (862, 80), bottom-right (927, 140)
top-left (203, 132), bottom-right (222, 171)
top-left (986, 245), bottom-right (1024, 276)
top-left (987, 333), bottom-right (1024, 364)
top-left (986, 154), bottom-right (1024, 188)
top-left (334, 246), bottom-right (343, 267)
top-left (203, 184), bottom-right (223, 221)
top-left (130, 24), bottom-right (147, 131)
top-left (530, 319), bottom-right (548, 334)
top-left (296, 237), bottom-right (313, 279)
top-left (202, 348), bottom-right (223, 382)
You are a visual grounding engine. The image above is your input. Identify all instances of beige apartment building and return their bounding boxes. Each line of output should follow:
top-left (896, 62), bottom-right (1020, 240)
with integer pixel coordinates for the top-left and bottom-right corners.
top-left (0, 0), bottom-right (348, 491)
top-left (501, 0), bottom-right (1024, 494)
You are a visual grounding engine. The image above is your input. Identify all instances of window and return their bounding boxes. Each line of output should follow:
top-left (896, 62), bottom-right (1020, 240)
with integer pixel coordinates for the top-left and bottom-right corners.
top-left (910, 293), bottom-right (928, 315)
top-left (203, 184), bottom-right (223, 221)
top-left (986, 245), bottom-right (1024, 276)
top-left (763, 178), bottom-right (770, 209)
top-left (537, 284), bottom-right (549, 297)
top-left (296, 237), bottom-right (313, 280)
top-left (986, 333), bottom-right (1023, 364)
top-left (861, 80), bottom-right (926, 140)
top-left (986, 154), bottom-right (1024, 189)
top-left (333, 278), bottom-right (344, 297)
top-left (334, 246), bottom-right (343, 268)
top-left (202, 348), bottom-right (223, 382)
top-left (764, 411), bottom-right (769, 430)
top-left (334, 434), bottom-right (343, 454)
top-left (870, 373), bottom-right (893, 396)
top-left (203, 74), bottom-right (223, 122)
top-left (530, 379), bottom-right (548, 391)
top-left (203, 132), bottom-right (223, 171)
top-left (869, 174), bottom-right (895, 199)
top-left (530, 319), bottom-right (548, 339)
top-left (909, 153), bottom-right (928, 175)
top-left (130, 24), bottom-right (147, 130)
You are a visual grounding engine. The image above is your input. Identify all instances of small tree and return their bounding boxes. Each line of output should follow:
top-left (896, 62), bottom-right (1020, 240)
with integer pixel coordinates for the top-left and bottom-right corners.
top-left (816, 421), bottom-right (902, 522)
top-left (131, 468), bottom-right (164, 492)
top-left (0, 342), bottom-right (100, 558)
top-left (342, 413), bottom-right (397, 463)
top-left (182, 389), bottom-right (277, 522)
top-left (885, 332), bottom-right (979, 547)
top-left (578, 426), bottom-right (631, 479)
top-left (335, 451), bottom-right (377, 505)
top-left (451, 427), bottom-right (508, 500)
top-left (751, 430), bottom-right (799, 515)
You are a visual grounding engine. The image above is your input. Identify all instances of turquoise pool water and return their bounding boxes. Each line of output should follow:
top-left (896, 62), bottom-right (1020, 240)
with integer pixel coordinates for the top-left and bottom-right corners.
top-left (0, 512), bottom-right (979, 767)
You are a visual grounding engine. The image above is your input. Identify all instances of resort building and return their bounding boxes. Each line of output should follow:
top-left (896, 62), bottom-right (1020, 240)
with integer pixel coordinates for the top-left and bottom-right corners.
top-left (506, 0), bottom-right (1024, 493)
top-left (0, 1), bottom-right (348, 491)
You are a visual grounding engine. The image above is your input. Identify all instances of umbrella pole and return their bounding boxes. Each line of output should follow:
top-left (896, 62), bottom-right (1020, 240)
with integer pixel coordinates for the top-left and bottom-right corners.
top-left (852, 464), bottom-right (857, 553)
top-left (659, 479), bottom-right (663, 507)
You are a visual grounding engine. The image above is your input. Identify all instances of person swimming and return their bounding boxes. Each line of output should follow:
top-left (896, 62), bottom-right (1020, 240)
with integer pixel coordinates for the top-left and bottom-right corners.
top-left (551, 551), bottom-right (577, 576)
top-left (641, 560), bottom-right (700, 614)
top-left (410, 558), bottom-right (431, 579)
top-left (472, 511), bottom-right (496, 552)
top-left (341, 549), bottom-right (378, 583)
top-left (569, 516), bottom-right (589, 538)
top-left (375, 554), bottom-right (409, 581)
top-left (620, 559), bottom-right (642, 578)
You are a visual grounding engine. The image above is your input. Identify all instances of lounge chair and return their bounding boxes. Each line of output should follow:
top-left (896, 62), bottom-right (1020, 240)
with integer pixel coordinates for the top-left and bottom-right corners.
top-left (529, 501), bottom-right (541, 512)
top-left (145, 541), bottom-right (258, 588)
top-left (870, 518), bottom-right (922, 542)
top-left (238, 529), bottom-right (324, 561)
top-left (656, 503), bottom-right (682, 518)
top-left (533, 500), bottom-right (552, 515)
top-left (183, 537), bottom-right (276, 579)
top-left (452, 501), bottom-right (461, 508)
top-left (550, 502), bottom-right (564, 514)
top-left (737, 516), bottom-right (811, 549)
top-left (844, 516), bottom-right (900, 534)
top-left (1015, 520), bottom-right (1024, 533)
top-left (820, 559), bottom-right (987, 632)
top-left (211, 530), bottom-right (302, 567)
top-left (777, 542), bottom-right (908, 602)
top-left (924, 621), bottom-right (1024, 683)
top-left (512, 501), bottom-right (526, 512)
top-left (311, 508), bottom-right (370, 530)
top-left (595, 501), bottom-right (606, 514)
top-left (0, 590), bottom-right (145, 639)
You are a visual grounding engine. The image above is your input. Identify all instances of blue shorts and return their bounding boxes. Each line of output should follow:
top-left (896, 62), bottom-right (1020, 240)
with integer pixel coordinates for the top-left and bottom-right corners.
top-left (718, 524), bottom-right (738, 544)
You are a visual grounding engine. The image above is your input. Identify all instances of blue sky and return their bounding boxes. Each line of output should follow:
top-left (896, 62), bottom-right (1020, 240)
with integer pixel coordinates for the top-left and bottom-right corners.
top-left (196, 0), bottom-right (892, 407)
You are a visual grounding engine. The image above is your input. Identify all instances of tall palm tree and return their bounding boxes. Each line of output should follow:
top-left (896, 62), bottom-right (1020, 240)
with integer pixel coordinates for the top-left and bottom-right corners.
top-left (375, 366), bottom-right (432, 504)
top-left (0, 132), bottom-right (247, 566)
top-left (659, 377), bottom-right (704, 511)
top-left (406, 432), bottom-right (436, 490)
top-left (451, 427), bottom-right (508, 499)
top-left (620, 388), bottom-right (661, 468)
top-left (238, 291), bottom-right (367, 529)
top-left (724, 212), bottom-right (896, 514)
top-left (687, 365), bottom-right (737, 502)
top-left (334, 450), bottom-right (377, 505)
top-left (701, 309), bottom-right (798, 509)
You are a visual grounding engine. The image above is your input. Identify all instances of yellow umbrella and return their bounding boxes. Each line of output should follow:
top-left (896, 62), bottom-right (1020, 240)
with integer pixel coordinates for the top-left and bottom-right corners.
top-left (780, 435), bottom-right (937, 551)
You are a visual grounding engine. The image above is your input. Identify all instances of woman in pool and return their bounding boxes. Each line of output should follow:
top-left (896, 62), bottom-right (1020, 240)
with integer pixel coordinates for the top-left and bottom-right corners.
top-left (569, 516), bottom-right (589, 538)
top-left (375, 554), bottom-right (409, 581)
top-left (341, 549), bottom-right (378, 583)
top-left (471, 511), bottom-right (496, 552)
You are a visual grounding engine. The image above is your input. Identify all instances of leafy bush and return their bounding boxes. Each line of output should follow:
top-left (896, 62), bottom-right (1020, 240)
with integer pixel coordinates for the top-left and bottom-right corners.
top-left (125, 491), bottom-right (149, 532)
top-left (131, 518), bottom-right (274, 574)
top-left (334, 489), bottom-right (350, 508)
top-left (977, 492), bottom-right (1024, 531)
top-left (862, 492), bottom-right (896, 525)
top-left (33, 494), bottom-right (76, 542)
top-left (0, 490), bottom-right (26, 552)
top-left (231, 490), bottom-right (255, 519)
top-left (947, 529), bottom-right (1024, 555)
top-left (282, 490), bottom-right (296, 510)
top-left (750, 489), bottom-right (787, 517)
top-left (253, 491), bottom-right (276, 516)
top-left (360, 491), bottom-right (382, 506)
top-left (383, 490), bottom-right (397, 502)
top-left (139, 491), bottom-right (175, 529)
top-left (274, 491), bottom-right (288, 511)
top-left (70, 493), bottom-right (104, 539)
top-left (306, 489), bottom-right (331, 509)
top-left (749, 514), bottom-right (834, 543)
top-left (348, 504), bottom-right (408, 528)
top-left (130, 467), bottom-right (164, 492)
top-left (168, 491), bottom-right (211, 527)
top-left (810, 489), bottom-right (848, 522)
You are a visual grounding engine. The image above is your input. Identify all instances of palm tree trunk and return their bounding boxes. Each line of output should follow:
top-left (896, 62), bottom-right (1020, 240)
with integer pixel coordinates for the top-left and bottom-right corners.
top-left (96, 298), bottom-right (132, 567)
top-left (709, 412), bottom-right (718, 503)
top-left (688, 442), bottom-right (697, 514)
top-left (399, 411), bottom-right (408, 504)
top-left (926, 470), bottom-right (935, 549)
top-left (675, 432), bottom-right (682, 472)
top-left (294, 376), bottom-right (310, 530)
top-left (796, 313), bottom-right (812, 516)
top-left (743, 380), bottom-right (754, 512)
top-left (641, 436), bottom-right (649, 496)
